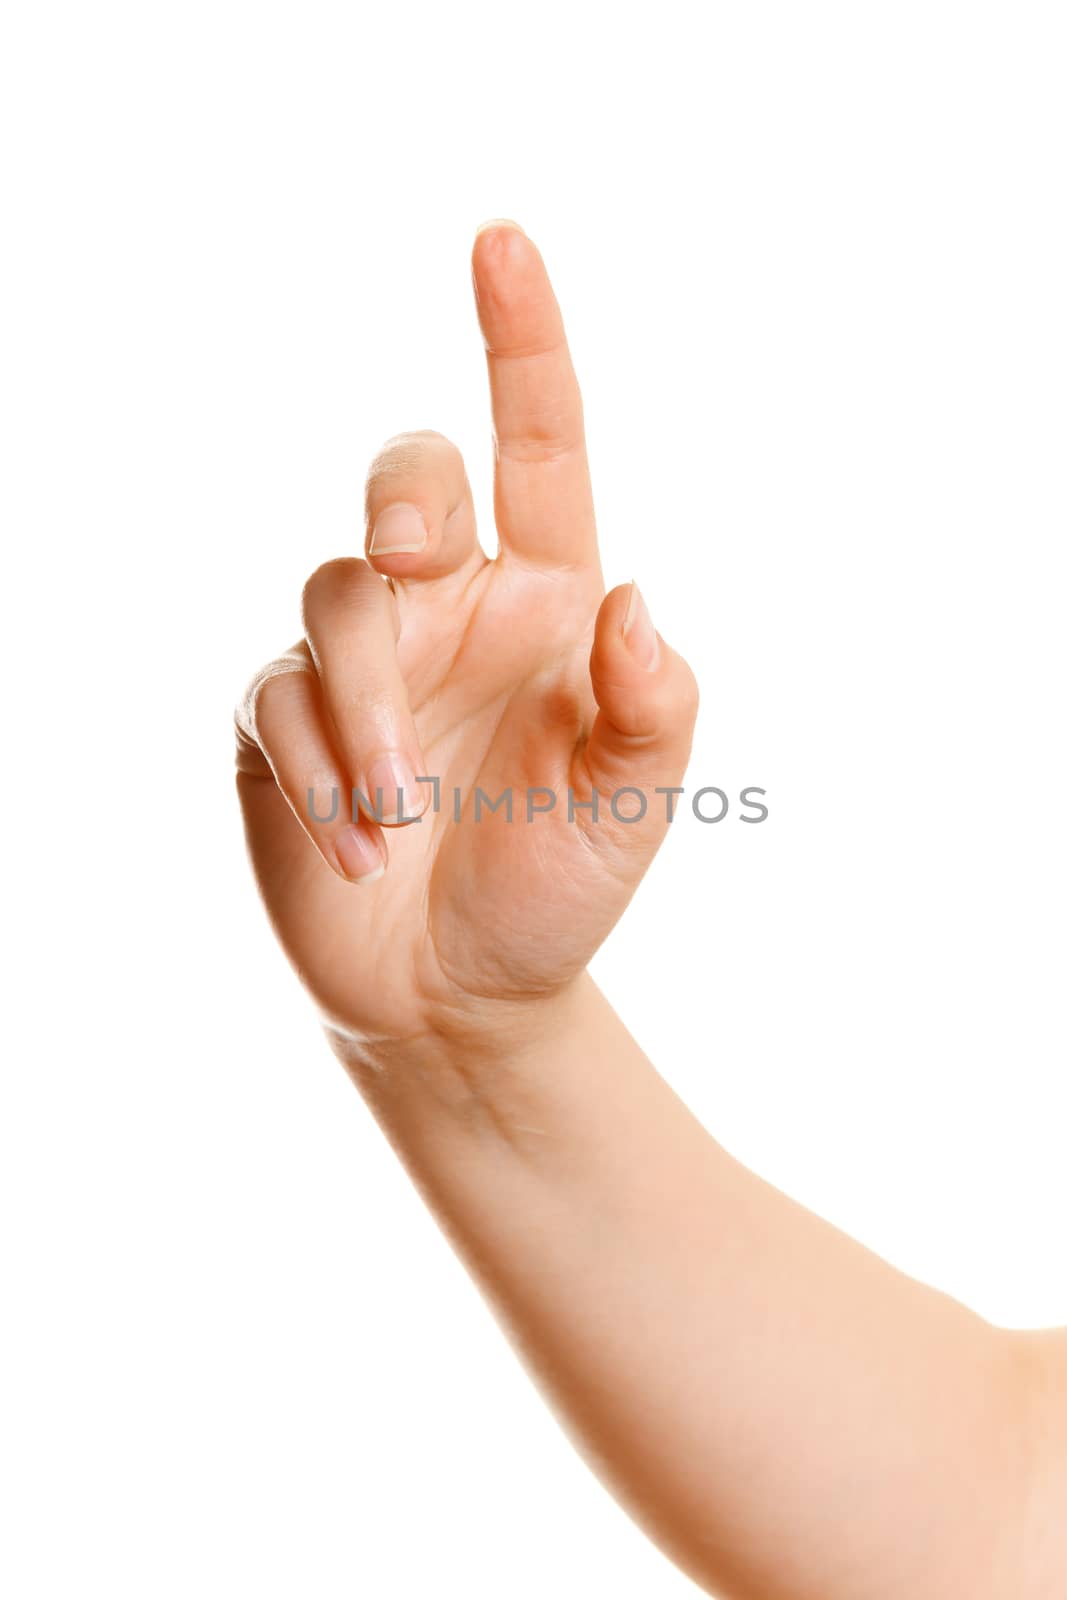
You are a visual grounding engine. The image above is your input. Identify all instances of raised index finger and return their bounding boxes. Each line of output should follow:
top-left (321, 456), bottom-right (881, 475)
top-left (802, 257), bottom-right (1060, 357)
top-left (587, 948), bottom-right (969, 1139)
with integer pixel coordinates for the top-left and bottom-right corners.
top-left (471, 221), bottom-right (599, 571)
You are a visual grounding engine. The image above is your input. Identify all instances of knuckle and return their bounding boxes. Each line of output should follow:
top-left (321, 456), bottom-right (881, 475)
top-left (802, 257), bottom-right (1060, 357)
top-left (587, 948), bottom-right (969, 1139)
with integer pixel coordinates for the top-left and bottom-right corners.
top-left (239, 650), bottom-right (311, 744)
top-left (650, 659), bottom-right (698, 733)
top-left (498, 435), bottom-right (579, 467)
top-left (496, 401), bottom-right (584, 467)
top-left (300, 557), bottom-right (368, 627)
top-left (676, 658), bottom-right (700, 723)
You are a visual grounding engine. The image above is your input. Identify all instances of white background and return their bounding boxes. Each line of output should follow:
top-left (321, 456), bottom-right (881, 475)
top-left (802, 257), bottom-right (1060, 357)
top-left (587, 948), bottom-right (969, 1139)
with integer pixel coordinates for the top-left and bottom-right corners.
top-left (2, 4), bottom-right (1065, 1595)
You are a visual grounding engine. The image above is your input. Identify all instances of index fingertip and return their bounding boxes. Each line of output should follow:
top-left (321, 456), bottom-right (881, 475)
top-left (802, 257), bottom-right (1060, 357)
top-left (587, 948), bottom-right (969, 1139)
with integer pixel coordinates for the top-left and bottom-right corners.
top-left (474, 217), bottom-right (526, 239)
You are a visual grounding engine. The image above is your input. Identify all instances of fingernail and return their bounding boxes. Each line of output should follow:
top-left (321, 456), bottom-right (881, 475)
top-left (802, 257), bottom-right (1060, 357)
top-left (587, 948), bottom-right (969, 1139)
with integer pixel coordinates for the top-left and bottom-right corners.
top-left (370, 502), bottom-right (428, 556)
top-left (363, 752), bottom-right (428, 825)
top-left (475, 217), bottom-right (526, 236)
top-left (335, 825), bottom-right (385, 884)
top-left (622, 581), bottom-right (660, 671)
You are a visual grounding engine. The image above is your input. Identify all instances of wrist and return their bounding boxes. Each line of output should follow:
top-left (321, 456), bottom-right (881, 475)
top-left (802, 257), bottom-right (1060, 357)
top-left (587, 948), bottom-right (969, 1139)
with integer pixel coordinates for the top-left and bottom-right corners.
top-left (325, 972), bottom-right (603, 1140)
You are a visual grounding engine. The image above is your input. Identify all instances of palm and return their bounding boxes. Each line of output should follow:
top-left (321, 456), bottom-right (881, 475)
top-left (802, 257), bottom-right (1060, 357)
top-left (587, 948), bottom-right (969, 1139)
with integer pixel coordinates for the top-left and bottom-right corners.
top-left (242, 557), bottom-right (613, 1038)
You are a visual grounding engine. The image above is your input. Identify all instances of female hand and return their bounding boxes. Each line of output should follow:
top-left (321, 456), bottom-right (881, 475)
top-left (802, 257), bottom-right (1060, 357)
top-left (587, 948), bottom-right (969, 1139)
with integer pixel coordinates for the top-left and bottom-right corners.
top-left (235, 222), bottom-right (698, 1051)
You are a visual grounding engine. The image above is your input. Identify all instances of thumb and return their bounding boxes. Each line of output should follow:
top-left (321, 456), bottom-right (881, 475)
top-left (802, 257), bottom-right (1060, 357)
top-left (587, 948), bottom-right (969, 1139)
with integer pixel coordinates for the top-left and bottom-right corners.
top-left (578, 581), bottom-right (699, 856)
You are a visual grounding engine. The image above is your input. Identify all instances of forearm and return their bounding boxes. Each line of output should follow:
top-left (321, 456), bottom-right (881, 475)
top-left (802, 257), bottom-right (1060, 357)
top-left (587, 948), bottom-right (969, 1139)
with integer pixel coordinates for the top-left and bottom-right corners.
top-left (331, 976), bottom-right (1037, 1600)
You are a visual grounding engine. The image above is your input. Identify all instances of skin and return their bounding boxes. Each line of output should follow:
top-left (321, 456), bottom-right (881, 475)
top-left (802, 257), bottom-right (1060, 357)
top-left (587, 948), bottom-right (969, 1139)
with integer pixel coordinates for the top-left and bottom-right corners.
top-left (235, 220), bottom-right (1066, 1598)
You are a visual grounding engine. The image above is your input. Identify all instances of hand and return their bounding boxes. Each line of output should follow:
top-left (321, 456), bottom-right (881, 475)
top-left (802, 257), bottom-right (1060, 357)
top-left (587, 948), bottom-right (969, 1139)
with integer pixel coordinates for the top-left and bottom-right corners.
top-left (235, 222), bottom-right (698, 1052)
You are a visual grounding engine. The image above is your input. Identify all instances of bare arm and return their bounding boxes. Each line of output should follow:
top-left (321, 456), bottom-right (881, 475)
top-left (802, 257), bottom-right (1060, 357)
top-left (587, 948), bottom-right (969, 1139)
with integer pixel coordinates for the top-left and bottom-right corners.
top-left (333, 976), bottom-right (1046, 1599)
